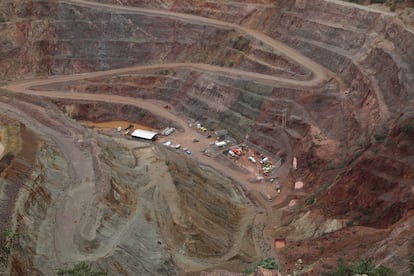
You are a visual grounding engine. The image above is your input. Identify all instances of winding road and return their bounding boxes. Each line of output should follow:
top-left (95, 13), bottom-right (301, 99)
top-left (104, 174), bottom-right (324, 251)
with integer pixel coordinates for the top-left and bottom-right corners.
top-left (1, 0), bottom-right (343, 272)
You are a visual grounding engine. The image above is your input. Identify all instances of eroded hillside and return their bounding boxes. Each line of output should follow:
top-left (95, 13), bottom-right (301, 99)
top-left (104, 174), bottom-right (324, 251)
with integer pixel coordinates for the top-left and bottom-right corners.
top-left (0, 0), bottom-right (413, 275)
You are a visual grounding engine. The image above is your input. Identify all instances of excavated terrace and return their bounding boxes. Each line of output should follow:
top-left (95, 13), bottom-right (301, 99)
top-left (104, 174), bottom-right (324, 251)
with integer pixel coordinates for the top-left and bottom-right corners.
top-left (0, 0), bottom-right (413, 275)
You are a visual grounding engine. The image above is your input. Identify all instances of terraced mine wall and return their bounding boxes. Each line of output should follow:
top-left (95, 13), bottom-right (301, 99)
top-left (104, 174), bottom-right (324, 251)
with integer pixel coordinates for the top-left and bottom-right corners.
top-left (53, 100), bottom-right (181, 130)
top-left (51, 2), bottom-right (308, 78)
top-left (0, 0), bottom-right (57, 79)
top-left (153, 146), bottom-right (257, 270)
top-left (265, 0), bottom-right (414, 126)
top-left (0, 98), bottom-right (258, 275)
top-left (1, 0), bottom-right (414, 274)
top-left (1, 0), bottom-right (309, 80)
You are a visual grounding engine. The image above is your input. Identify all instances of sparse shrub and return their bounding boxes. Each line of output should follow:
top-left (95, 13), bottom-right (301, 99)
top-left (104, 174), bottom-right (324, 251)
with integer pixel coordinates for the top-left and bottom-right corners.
top-left (409, 255), bottom-right (414, 274)
top-left (159, 69), bottom-right (169, 75)
top-left (327, 263), bottom-right (351, 276)
top-left (400, 124), bottom-right (413, 134)
top-left (349, 258), bottom-right (375, 274)
top-left (374, 134), bottom-right (387, 142)
top-left (306, 196), bottom-right (315, 205)
top-left (232, 35), bottom-right (251, 52)
top-left (259, 258), bottom-right (278, 270)
top-left (326, 163), bottom-right (344, 170)
top-left (138, 110), bottom-right (146, 119)
top-left (247, 224), bottom-right (254, 233)
top-left (57, 261), bottom-right (106, 276)
top-left (243, 257), bottom-right (279, 275)
top-left (326, 163), bottom-right (335, 170)
top-left (327, 258), bottom-right (396, 276)
top-left (375, 265), bottom-right (396, 276)
top-left (0, 230), bottom-right (18, 267)
top-left (311, 163), bottom-right (318, 170)
top-left (0, 17), bottom-right (5, 23)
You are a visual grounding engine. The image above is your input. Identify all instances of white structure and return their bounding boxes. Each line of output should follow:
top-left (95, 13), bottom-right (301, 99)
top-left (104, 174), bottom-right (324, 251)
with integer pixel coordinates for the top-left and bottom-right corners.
top-left (131, 129), bottom-right (158, 140)
top-left (161, 127), bottom-right (175, 136)
top-left (215, 141), bottom-right (227, 147)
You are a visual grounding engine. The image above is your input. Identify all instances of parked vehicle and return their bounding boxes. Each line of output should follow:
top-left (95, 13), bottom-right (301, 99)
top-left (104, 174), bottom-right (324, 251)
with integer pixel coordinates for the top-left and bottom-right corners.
top-left (260, 157), bottom-right (269, 165)
top-left (229, 150), bottom-right (237, 157)
top-left (248, 156), bottom-right (256, 163)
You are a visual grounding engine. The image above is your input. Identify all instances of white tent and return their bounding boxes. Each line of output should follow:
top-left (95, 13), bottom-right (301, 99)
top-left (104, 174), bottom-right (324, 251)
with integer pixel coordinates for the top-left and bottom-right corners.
top-left (131, 129), bottom-right (158, 140)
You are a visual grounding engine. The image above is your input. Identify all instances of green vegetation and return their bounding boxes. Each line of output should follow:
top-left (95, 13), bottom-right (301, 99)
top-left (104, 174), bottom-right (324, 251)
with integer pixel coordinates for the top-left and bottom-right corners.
top-left (231, 35), bottom-right (251, 52)
top-left (374, 134), bottom-right (387, 142)
top-left (304, 182), bottom-right (331, 206)
top-left (326, 162), bottom-right (345, 170)
top-left (0, 17), bottom-right (5, 23)
top-left (409, 255), bottom-right (414, 274)
top-left (306, 195), bottom-right (315, 205)
top-left (57, 261), bottom-right (106, 276)
top-left (327, 258), bottom-right (395, 276)
top-left (348, 0), bottom-right (398, 3)
top-left (159, 69), bottom-right (169, 75)
top-left (0, 230), bottom-right (18, 267)
top-left (400, 123), bottom-right (413, 134)
top-left (247, 224), bottom-right (254, 233)
top-left (243, 257), bottom-right (279, 275)
top-left (138, 110), bottom-right (146, 119)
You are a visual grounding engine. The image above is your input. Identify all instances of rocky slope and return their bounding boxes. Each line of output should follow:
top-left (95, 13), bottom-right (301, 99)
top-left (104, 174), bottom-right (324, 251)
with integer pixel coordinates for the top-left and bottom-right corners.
top-left (0, 0), bottom-right (413, 275)
top-left (0, 95), bottom-right (257, 275)
top-left (0, 0), bottom-right (57, 79)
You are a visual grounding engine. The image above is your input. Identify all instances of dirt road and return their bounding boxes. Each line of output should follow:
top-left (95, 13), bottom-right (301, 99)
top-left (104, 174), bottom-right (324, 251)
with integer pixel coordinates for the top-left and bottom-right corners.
top-left (63, 0), bottom-right (333, 86)
top-left (1, 0), bottom-right (344, 268)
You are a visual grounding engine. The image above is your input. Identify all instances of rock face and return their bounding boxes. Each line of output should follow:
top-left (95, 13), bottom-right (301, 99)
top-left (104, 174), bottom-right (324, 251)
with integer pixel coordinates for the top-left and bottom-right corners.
top-left (0, 0), bottom-right (57, 79)
top-left (149, 146), bottom-right (257, 272)
top-left (0, 115), bottom-right (37, 235)
top-left (0, 0), bottom-right (414, 275)
top-left (0, 109), bottom-right (256, 275)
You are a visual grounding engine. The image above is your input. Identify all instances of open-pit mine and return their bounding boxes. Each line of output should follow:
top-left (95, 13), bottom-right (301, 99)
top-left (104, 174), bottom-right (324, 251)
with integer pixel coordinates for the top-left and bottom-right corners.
top-left (0, 0), bottom-right (413, 275)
